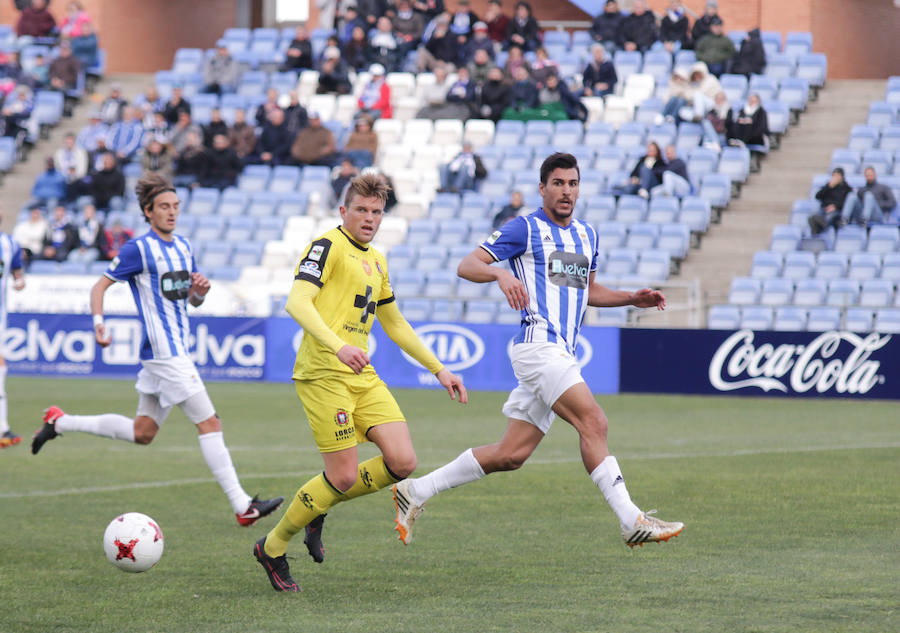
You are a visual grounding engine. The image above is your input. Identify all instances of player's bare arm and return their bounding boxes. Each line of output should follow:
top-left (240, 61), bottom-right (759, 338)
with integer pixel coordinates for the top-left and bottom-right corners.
top-left (90, 275), bottom-right (116, 347)
top-left (12, 269), bottom-right (24, 291)
top-left (588, 273), bottom-right (666, 310)
top-left (188, 272), bottom-right (210, 306)
top-left (458, 248), bottom-right (528, 311)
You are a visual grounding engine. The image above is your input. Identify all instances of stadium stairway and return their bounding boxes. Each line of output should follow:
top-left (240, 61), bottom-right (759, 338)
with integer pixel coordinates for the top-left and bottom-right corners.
top-left (640, 79), bottom-right (886, 328)
top-left (0, 73), bottom-right (150, 235)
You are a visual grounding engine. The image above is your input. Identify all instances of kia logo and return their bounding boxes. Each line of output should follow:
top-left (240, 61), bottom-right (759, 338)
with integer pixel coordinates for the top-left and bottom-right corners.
top-left (405, 324), bottom-right (485, 371)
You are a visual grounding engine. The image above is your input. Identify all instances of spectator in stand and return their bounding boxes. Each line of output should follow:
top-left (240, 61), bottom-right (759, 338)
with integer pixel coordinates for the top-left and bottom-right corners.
top-left (695, 17), bottom-right (735, 77)
top-left (479, 65), bottom-right (510, 122)
top-left (730, 28), bottom-right (766, 77)
top-left (162, 86), bottom-right (191, 125)
top-left (660, 1), bottom-right (691, 53)
top-left (282, 25), bottom-right (314, 71)
top-left (444, 65), bottom-right (478, 118)
top-left (91, 152), bottom-right (125, 211)
top-left (54, 132), bottom-right (88, 190)
top-left (358, 0), bottom-right (389, 30)
top-left (283, 91), bottom-right (309, 137)
top-left (41, 206), bottom-right (78, 262)
top-left (612, 142), bottom-right (666, 199)
top-left (392, 0), bottom-right (426, 56)
top-left (1, 51), bottom-right (28, 88)
top-left (484, 0), bottom-right (509, 45)
top-left (330, 157), bottom-right (359, 200)
top-left (70, 21), bottom-right (99, 70)
top-left (727, 93), bottom-right (769, 171)
top-left (104, 107), bottom-right (144, 163)
top-left (505, 2), bottom-right (540, 52)
top-left (68, 204), bottom-right (104, 263)
top-left (650, 145), bottom-right (692, 198)
top-left (203, 133), bottom-right (242, 189)
top-left (701, 91), bottom-right (732, 150)
top-left (416, 64), bottom-right (451, 119)
top-left (290, 112), bottom-right (339, 167)
top-left (229, 108), bottom-right (256, 162)
top-left (539, 73), bottom-right (587, 122)
top-left (16, 0), bottom-right (56, 41)
top-left (31, 157), bottom-right (66, 207)
top-left (13, 206), bottom-right (49, 265)
top-left (691, 1), bottom-right (720, 48)
top-left (842, 167), bottom-right (897, 226)
top-left (493, 190), bottom-right (525, 229)
top-left (141, 137), bottom-right (174, 181)
top-left (504, 65), bottom-right (539, 116)
top-left (202, 108), bottom-right (229, 148)
top-left (203, 42), bottom-right (240, 95)
top-left (142, 111), bottom-right (169, 145)
top-left (450, 0), bottom-right (480, 43)
top-left (61, 2), bottom-right (92, 37)
top-left (690, 61), bottom-right (722, 102)
top-left (134, 85), bottom-right (163, 126)
top-left (77, 111), bottom-right (108, 153)
top-left (469, 48), bottom-right (492, 85)
top-left (414, 0), bottom-right (445, 22)
top-left (173, 131), bottom-right (208, 187)
top-left (369, 16), bottom-right (401, 72)
top-left (503, 45), bottom-right (531, 82)
top-left (317, 46), bottom-right (352, 95)
top-left (590, 0), bottom-right (625, 53)
top-left (620, 0), bottom-right (657, 53)
top-left (343, 114), bottom-right (378, 167)
top-left (416, 14), bottom-right (457, 72)
top-left (27, 52), bottom-right (49, 88)
top-left (99, 84), bottom-right (126, 124)
top-left (343, 25), bottom-right (370, 71)
top-left (582, 43), bottom-right (617, 97)
top-left (253, 108), bottom-right (292, 166)
top-left (439, 142), bottom-right (486, 193)
top-left (337, 5), bottom-right (365, 44)
top-left (1, 84), bottom-right (33, 141)
top-left (255, 87), bottom-right (281, 127)
top-left (358, 64), bottom-right (392, 119)
top-left (808, 168), bottom-right (853, 235)
top-left (463, 21), bottom-right (494, 65)
top-left (48, 40), bottom-right (81, 92)
top-left (530, 47), bottom-right (559, 89)
top-left (102, 219), bottom-right (133, 261)
top-left (169, 110), bottom-right (202, 155)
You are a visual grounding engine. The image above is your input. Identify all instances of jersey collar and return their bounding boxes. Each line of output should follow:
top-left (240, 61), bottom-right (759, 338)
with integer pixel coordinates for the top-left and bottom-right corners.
top-left (535, 207), bottom-right (574, 229)
top-left (337, 226), bottom-right (369, 251)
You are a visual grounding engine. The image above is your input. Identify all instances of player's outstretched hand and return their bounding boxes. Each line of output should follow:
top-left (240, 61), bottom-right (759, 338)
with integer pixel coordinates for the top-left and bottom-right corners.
top-left (497, 270), bottom-right (529, 311)
top-left (190, 272), bottom-right (211, 298)
top-left (337, 344), bottom-right (370, 374)
top-left (436, 368), bottom-right (468, 404)
top-left (94, 322), bottom-right (112, 347)
top-left (631, 288), bottom-right (666, 310)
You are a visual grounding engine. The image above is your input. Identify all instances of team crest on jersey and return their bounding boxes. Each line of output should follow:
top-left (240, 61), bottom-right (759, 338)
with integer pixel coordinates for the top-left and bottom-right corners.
top-left (362, 260), bottom-right (372, 276)
top-left (335, 410), bottom-right (349, 426)
top-left (487, 230), bottom-right (502, 245)
top-left (109, 256), bottom-right (120, 271)
top-left (309, 244), bottom-right (325, 261)
top-left (375, 260), bottom-right (384, 275)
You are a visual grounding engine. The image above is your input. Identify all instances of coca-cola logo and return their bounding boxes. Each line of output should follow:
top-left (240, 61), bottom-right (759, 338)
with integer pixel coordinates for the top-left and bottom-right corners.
top-left (709, 330), bottom-right (889, 395)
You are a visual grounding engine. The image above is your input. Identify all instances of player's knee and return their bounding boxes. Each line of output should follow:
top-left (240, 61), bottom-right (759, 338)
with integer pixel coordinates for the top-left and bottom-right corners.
top-left (133, 428), bottom-right (156, 445)
top-left (497, 450), bottom-right (529, 471)
top-left (388, 453), bottom-right (417, 479)
top-left (330, 471), bottom-right (358, 493)
top-left (579, 410), bottom-right (608, 442)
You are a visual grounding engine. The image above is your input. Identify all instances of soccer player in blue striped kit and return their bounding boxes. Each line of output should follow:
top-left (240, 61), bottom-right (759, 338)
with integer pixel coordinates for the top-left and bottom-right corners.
top-left (394, 153), bottom-right (684, 547)
top-left (31, 174), bottom-right (283, 527)
top-left (0, 220), bottom-right (26, 448)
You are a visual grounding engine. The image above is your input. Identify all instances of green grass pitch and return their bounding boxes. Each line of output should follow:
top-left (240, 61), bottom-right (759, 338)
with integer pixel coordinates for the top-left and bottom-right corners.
top-left (1, 376), bottom-right (897, 633)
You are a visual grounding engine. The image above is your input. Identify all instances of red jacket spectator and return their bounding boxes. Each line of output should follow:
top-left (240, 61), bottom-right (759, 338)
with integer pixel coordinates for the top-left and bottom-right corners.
top-left (16, 0), bottom-right (57, 37)
top-left (357, 67), bottom-right (392, 118)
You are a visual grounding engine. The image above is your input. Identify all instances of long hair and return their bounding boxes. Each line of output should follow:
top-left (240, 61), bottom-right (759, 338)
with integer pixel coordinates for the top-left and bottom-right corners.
top-left (135, 173), bottom-right (176, 222)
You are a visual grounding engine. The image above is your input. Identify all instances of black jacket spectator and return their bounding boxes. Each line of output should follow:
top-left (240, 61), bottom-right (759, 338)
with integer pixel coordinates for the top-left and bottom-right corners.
top-left (203, 141), bottom-right (242, 189)
top-left (582, 53), bottom-right (617, 96)
top-left (815, 179), bottom-right (852, 211)
top-left (727, 102), bottom-right (769, 146)
top-left (730, 28), bottom-right (767, 77)
top-left (479, 71), bottom-right (510, 122)
top-left (424, 29), bottom-right (458, 65)
top-left (343, 34), bottom-right (370, 71)
top-left (357, 0), bottom-right (389, 28)
top-left (590, 3), bottom-right (625, 46)
top-left (660, 9), bottom-right (689, 48)
top-left (256, 117), bottom-right (293, 164)
top-left (630, 154), bottom-right (667, 182)
top-left (504, 2), bottom-right (540, 52)
top-left (665, 156), bottom-right (689, 181)
top-left (509, 75), bottom-right (539, 110)
top-left (163, 91), bottom-right (191, 125)
top-left (620, 8), bottom-right (657, 52)
top-left (202, 117), bottom-right (229, 148)
top-left (282, 30), bottom-right (314, 71)
top-left (90, 164), bottom-right (125, 210)
top-left (175, 144), bottom-right (209, 183)
top-left (691, 11), bottom-right (719, 47)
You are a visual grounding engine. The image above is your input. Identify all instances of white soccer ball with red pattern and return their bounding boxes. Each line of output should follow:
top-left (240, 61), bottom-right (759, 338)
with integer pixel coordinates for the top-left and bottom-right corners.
top-left (103, 512), bottom-right (164, 573)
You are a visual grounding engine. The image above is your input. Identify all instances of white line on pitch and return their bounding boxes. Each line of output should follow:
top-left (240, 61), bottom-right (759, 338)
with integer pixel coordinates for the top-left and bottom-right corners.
top-left (3, 442), bottom-right (897, 499)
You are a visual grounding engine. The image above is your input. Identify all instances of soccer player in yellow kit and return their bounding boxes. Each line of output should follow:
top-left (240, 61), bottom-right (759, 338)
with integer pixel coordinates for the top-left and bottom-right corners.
top-left (253, 173), bottom-right (467, 592)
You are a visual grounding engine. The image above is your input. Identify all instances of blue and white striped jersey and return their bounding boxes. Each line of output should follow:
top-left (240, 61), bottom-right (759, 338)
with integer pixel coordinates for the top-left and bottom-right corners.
top-left (481, 209), bottom-right (598, 355)
top-left (105, 230), bottom-right (197, 361)
top-left (0, 232), bottom-right (23, 327)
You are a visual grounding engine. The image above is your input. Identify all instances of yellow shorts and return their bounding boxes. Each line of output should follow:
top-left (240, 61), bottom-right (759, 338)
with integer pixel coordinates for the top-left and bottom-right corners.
top-left (295, 372), bottom-right (405, 453)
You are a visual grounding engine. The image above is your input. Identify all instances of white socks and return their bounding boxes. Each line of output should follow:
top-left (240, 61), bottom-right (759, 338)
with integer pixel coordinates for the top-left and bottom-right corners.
top-left (408, 448), bottom-right (486, 506)
top-left (55, 413), bottom-right (135, 442)
top-left (197, 431), bottom-right (252, 514)
top-left (590, 455), bottom-right (642, 529)
top-left (0, 366), bottom-right (8, 434)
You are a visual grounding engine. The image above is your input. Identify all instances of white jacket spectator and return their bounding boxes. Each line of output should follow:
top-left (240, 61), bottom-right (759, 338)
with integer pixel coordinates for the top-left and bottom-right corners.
top-left (13, 207), bottom-right (49, 260)
top-left (54, 133), bottom-right (88, 182)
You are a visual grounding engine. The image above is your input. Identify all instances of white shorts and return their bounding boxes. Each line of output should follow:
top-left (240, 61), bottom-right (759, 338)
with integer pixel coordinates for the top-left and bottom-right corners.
top-left (501, 342), bottom-right (585, 434)
top-left (135, 356), bottom-right (216, 425)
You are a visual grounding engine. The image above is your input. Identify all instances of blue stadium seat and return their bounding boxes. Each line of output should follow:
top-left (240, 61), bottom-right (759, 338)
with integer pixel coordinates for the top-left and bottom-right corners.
top-left (764, 53), bottom-right (796, 81)
top-left (238, 165), bottom-right (272, 193)
top-left (273, 192), bottom-right (308, 217)
top-left (406, 218), bottom-right (439, 246)
top-left (34, 90), bottom-right (64, 127)
top-left (815, 252), bottom-right (849, 280)
top-left (748, 75), bottom-right (778, 102)
top-left (636, 249), bottom-right (670, 280)
top-left (845, 307), bottom-right (874, 332)
top-left (778, 77), bottom-right (809, 113)
top-left (231, 242), bottom-right (265, 267)
top-left (708, 305), bottom-right (741, 329)
top-left (388, 244), bottom-right (417, 270)
top-left (784, 31), bottom-right (813, 57)
top-left (867, 225), bottom-right (900, 253)
top-left (218, 189), bottom-right (250, 217)
top-left (848, 125), bottom-right (881, 152)
top-left (193, 215), bottom-right (226, 241)
top-left (769, 224), bottom-right (802, 253)
top-left (392, 269), bottom-right (425, 297)
top-left (641, 51), bottom-right (672, 82)
top-left (187, 188), bottom-right (221, 216)
top-left (764, 100), bottom-right (791, 136)
top-left (646, 198), bottom-right (679, 224)
top-left (751, 251), bottom-right (784, 279)
top-left (867, 101), bottom-right (896, 128)
top-left (201, 242), bottom-right (233, 269)
top-left (615, 195), bottom-right (648, 224)
top-left (436, 218), bottom-right (470, 246)
top-left (584, 121), bottom-right (615, 146)
top-left (739, 305), bottom-right (773, 330)
top-left (760, 277), bottom-right (794, 306)
top-left (612, 50), bottom-right (642, 82)
top-left (719, 74), bottom-right (748, 102)
top-left (464, 300), bottom-right (498, 324)
top-left (782, 251), bottom-right (815, 280)
top-left (807, 306), bottom-right (841, 331)
top-left (718, 146), bottom-right (751, 183)
top-left (794, 278), bottom-right (827, 306)
top-left (494, 120), bottom-right (524, 146)
top-left (859, 279), bottom-right (895, 308)
top-left (760, 31), bottom-right (782, 54)
top-left (848, 252), bottom-right (882, 281)
top-left (595, 222), bottom-right (627, 249)
top-left (834, 225), bottom-right (867, 253)
top-left (677, 197), bottom-right (712, 233)
top-left (416, 245), bottom-right (449, 272)
top-left (773, 306), bottom-right (807, 331)
top-left (613, 122), bottom-right (646, 149)
top-left (254, 216), bottom-right (286, 242)
top-left (729, 277), bottom-right (761, 305)
top-left (593, 146), bottom-right (627, 173)
top-left (625, 222), bottom-right (659, 250)
top-left (173, 48), bottom-right (204, 74)
top-left (698, 173), bottom-right (731, 208)
top-left (796, 53), bottom-right (827, 88)
top-left (826, 279), bottom-right (860, 307)
top-left (400, 299), bottom-right (431, 322)
top-left (605, 248), bottom-right (638, 276)
top-left (424, 270), bottom-right (457, 297)
top-left (830, 148), bottom-right (862, 174)
top-left (223, 216), bottom-right (256, 242)
top-left (874, 309), bottom-right (900, 332)
top-left (583, 197), bottom-right (616, 225)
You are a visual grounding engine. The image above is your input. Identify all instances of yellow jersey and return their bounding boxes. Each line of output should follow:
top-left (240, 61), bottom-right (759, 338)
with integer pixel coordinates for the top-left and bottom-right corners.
top-left (292, 226), bottom-right (393, 380)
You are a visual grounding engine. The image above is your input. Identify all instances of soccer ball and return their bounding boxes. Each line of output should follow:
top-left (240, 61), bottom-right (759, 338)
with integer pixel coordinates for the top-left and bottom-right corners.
top-left (103, 512), bottom-right (164, 573)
